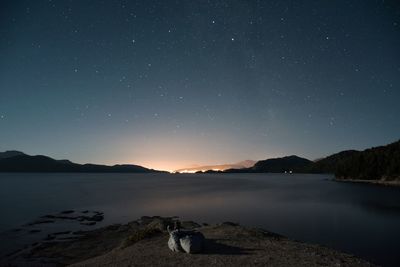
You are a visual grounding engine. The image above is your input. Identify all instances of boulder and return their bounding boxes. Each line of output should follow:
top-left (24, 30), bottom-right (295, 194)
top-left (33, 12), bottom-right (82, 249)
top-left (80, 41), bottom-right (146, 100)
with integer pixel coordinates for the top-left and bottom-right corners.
top-left (179, 232), bottom-right (205, 254)
top-left (167, 226), bottom-right (205, 253)
top-left (167, 229), bottom-right (182, 252)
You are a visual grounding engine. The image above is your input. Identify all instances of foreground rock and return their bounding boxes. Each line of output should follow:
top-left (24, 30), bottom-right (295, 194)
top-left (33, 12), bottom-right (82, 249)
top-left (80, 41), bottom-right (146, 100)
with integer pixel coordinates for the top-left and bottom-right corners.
top-left (3, 216), bottom-right (376, 267)
top-left (167, 223), bottom-right (205, 253)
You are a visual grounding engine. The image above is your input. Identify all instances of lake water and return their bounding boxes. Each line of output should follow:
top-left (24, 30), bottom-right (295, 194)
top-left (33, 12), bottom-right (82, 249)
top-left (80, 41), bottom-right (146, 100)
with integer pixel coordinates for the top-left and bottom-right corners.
top-left (1, 173), bottom-right (400, 266)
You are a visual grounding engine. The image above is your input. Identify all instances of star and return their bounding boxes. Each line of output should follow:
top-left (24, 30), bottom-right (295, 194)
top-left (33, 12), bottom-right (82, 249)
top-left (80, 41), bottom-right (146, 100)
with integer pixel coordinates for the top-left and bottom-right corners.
top-left (329, 117), bottom-right (335, 126)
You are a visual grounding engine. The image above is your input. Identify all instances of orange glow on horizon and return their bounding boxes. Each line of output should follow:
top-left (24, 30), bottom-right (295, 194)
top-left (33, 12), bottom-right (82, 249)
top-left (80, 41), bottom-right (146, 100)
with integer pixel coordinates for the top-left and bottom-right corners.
top-left (175, 168), bottom-right (223, 173)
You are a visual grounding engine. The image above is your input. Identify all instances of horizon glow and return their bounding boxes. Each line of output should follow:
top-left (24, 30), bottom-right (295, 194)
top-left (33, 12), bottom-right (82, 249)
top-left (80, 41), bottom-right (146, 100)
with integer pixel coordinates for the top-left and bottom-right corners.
top-left (0, 1), bottom-right (399, 171)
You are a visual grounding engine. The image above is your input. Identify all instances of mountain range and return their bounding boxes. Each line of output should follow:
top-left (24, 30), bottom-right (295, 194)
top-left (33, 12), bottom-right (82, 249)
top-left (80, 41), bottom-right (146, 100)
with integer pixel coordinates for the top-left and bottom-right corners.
top-left (225, 140), bottom-right (400, 181)
top-left (0, 151), bottom-right (160, 173)
top-left (1, 139), bottom-right (399, 180)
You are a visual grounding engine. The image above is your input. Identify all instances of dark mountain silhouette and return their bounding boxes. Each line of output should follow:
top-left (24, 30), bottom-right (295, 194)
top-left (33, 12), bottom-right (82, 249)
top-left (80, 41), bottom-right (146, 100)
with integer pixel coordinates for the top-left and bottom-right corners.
top-left (307, 150), bottom-right (360, 174)
top-left (225, 140), bottom-right (400, 181)
top-left (0, 153), bottom-right (160, 173)
top-left (253, 155), bottom-right (313, 173)
top-left (225, 155), bottom-right (312, 173)
top-left (0, 150), bottom-right (26, 159)
top-left (326, 140), bottom-right (400, 180)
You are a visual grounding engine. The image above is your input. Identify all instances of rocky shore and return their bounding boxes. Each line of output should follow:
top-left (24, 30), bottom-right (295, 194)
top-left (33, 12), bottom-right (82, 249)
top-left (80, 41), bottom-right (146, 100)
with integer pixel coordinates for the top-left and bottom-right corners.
top-left (2, 216), bottom-right (376, 267)
top-left (335, 178), bottom-right (400, 187)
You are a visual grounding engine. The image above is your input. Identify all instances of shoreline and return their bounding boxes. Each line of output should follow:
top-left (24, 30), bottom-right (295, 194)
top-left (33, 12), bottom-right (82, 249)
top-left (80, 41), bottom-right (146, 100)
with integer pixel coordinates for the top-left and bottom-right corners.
top-left (334, 178), bottom-right (400, 187)
top-left (2, 216), bottom-right (376, 267)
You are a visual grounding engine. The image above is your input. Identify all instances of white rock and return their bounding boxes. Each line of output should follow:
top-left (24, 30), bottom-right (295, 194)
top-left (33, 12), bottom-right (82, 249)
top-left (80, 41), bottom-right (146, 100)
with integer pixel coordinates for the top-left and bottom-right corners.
top-left (180, 232), bottom-right (205, 254)
top-left (167, 229), bottom-right (182, 252)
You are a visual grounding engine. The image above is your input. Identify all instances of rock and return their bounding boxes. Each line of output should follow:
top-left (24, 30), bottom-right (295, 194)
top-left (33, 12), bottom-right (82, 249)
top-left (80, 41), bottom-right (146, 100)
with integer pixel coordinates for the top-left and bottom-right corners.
top-left (53, 231), bottom-right (71, 235)
top-left (221, 221), bottom-right (239, 226)
top-left (77, 214), bottom-right (104, 222)
top-left (27, 219), bottom-right (55, 226)
top-left (41, 214), bottom-right (56, 219)
top-left (179, 232), bottom-right (205, 254)
top-left (81, 222), bottom-right (96, 226)
top-left (127, 221), bottom-right (140, 229)
top-left (60, 210), bottom-right (74, 214)
top-left (147, 217), bottom-right (174, 231)
top-left (181, 221), bottom-right (201, 229)
top-left (167, 229), bottom-right (182, 252)
top-left (167, 225), bottom-right (205, 253)
top-left (140, 216), bottom-right (152, 222)
top-left (87, 214), bottom-right (104, 222)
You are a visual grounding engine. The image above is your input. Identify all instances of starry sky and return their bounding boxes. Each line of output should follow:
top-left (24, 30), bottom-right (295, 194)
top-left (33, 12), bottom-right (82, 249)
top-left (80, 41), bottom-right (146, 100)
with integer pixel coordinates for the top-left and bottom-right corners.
top-left (0, 0), bottom-right (399, 171)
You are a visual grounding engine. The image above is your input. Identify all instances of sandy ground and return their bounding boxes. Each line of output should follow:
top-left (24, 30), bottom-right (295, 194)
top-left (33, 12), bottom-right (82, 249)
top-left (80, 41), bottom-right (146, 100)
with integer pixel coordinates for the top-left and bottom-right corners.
top-left (3, 216), bottom-right (376, 267)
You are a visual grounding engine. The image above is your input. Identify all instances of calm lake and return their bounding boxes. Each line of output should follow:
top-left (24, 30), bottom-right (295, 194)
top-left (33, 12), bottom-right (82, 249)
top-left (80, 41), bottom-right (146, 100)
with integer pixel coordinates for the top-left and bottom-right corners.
top-left (1, 173), bottom-right (400, 266)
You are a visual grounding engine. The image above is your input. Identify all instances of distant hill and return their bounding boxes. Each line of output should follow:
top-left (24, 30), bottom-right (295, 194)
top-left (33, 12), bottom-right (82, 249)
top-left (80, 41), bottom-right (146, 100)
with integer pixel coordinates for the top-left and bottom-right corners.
top-left (225, 155), bottom-right (312, 173)
top-left (326, 140), bottom-right (400, 181)
top-left (175, 160), bottom-right (256, 173)
top-left (224, 140), bottom-right (400, 181)
top-left (252, 155), bottom-right (312, 173)
top-left (0, 152), bottom-right (160, 173)
top-left (0, 150), bottom-right (26, 159)
top-left (307, 150), bottom-right (360, 174)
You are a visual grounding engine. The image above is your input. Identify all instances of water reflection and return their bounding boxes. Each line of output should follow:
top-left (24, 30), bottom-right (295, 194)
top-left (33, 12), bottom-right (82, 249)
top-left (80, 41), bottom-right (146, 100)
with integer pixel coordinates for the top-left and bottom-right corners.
top-left (1, 173), bottom-right (400, 266)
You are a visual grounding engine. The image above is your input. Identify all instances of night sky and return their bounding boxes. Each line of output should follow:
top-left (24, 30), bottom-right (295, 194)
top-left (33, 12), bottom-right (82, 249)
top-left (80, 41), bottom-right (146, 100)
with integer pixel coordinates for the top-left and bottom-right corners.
top-left (0, 0), bottom-right (399, 171)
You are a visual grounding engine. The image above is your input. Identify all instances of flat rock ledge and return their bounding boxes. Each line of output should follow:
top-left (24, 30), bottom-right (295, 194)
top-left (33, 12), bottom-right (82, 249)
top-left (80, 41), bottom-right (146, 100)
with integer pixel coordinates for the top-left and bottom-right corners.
top-left (3, 216), bottom-right (376, 267)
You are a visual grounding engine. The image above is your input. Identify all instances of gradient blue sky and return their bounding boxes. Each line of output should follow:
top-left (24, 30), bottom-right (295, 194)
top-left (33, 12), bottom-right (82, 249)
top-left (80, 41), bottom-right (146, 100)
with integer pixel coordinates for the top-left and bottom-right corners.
top-left (0, 0), bottom-right (399, 171)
